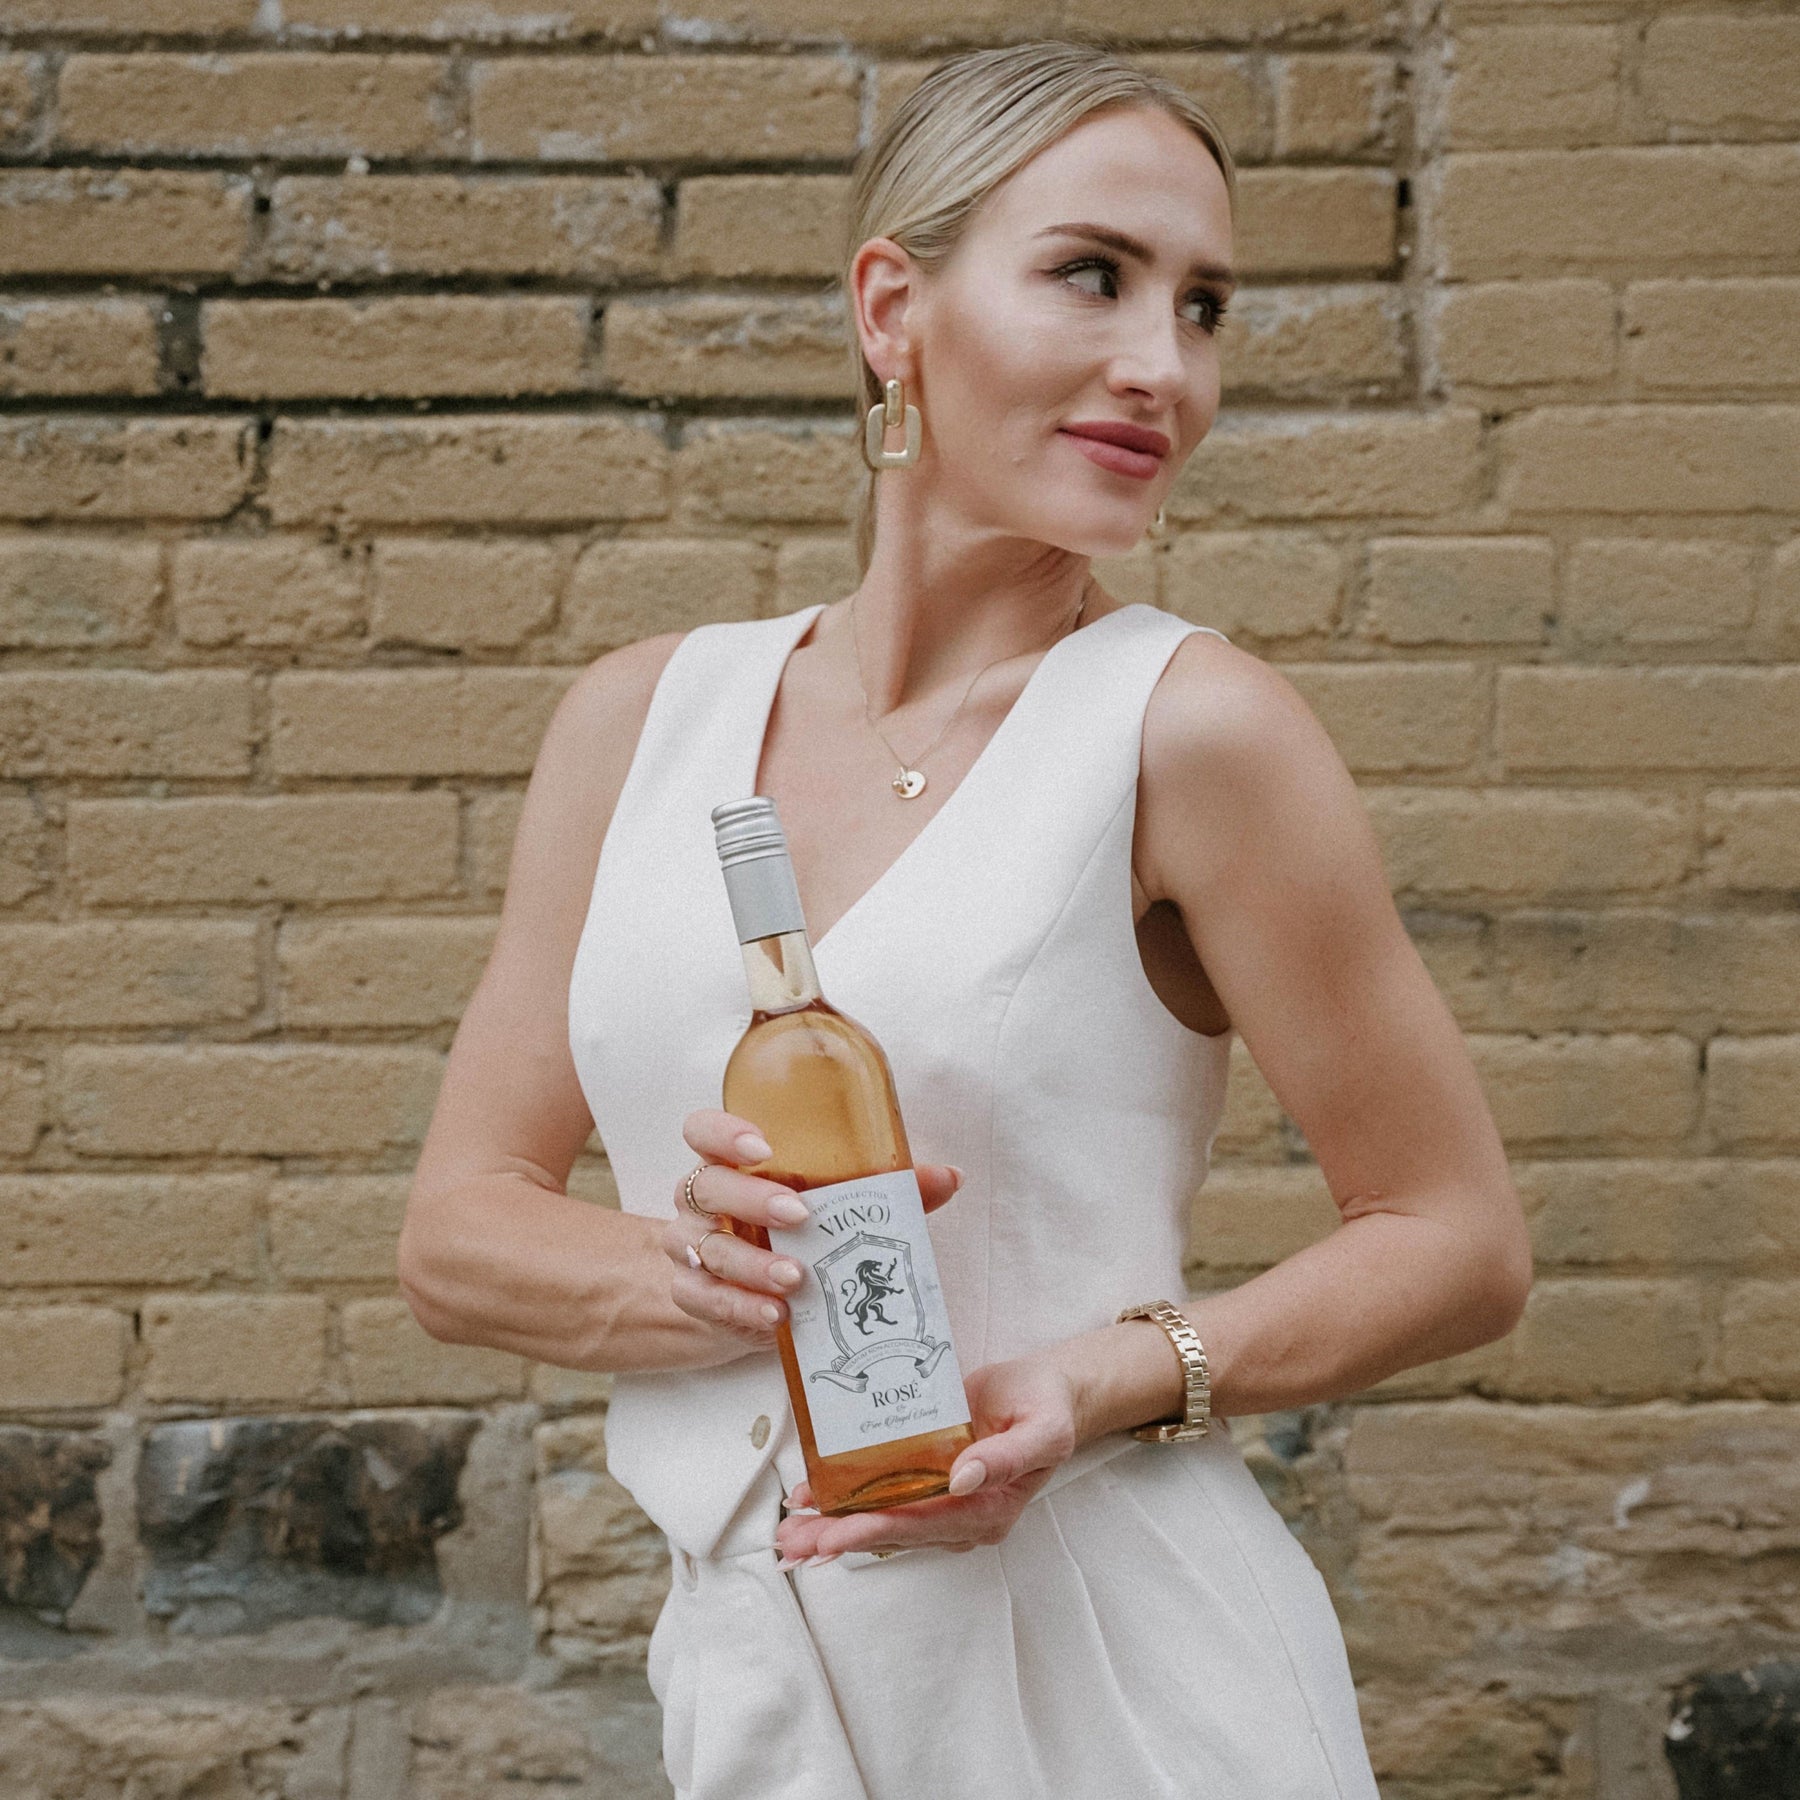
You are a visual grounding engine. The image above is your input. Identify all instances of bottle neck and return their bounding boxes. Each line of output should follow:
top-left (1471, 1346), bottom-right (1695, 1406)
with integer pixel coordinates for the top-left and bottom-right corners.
top-left (739, 929), bottom-right (824, 1014)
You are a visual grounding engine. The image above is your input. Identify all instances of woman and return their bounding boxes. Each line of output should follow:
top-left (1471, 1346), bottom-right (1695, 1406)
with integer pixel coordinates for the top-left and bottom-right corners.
top-left (399, 40), bottom-right (1533, 1799)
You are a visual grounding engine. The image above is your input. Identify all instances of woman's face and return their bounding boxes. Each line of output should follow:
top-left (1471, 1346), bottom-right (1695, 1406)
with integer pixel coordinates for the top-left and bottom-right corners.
top-left (867, 103), bottom-right (1236, 559)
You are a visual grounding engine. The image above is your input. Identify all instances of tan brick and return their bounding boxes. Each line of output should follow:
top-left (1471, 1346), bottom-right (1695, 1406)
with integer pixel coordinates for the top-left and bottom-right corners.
top-left (170, 535), bottom-right (364, 647)
top-left (1625, 279), bottom-right (1800, 393)
top-left (1215, 285), bottom-right (1407, 400)
top-left (467, 790), bottom-right (524, 900)
top-left (0, 297), bottom-right (161, 399)
top-left (1, 1174), bottom-right (262, 1285)
top-left (468, 54), bottom-right (858, 162)
top-left (285, 0), bottom-right (657, 35)
top-left (1472, 1032), bottom-right (1699, 1147)
top-left (1186, 1166), bottom-right (1340, 1274)
top-left (0, 920), bottom-right (257, 1029)
top-left (1090, 541), bottom-right (1157, 609)
top-left (1433, 145), bottom-right (1800, 280)
top-left (1499, 404), bottom-right (1800, 514)
top-left (1706, 1035), bottom-right (1800, 1150)
top-left (528, 1361), bottom-right (614, 1406)
top-left (675, 420), bottom-right (857, 526)
top-left (1282, 663), bottom-right (1486, 774)
top-left (1443, 26), bottom-right (1621, 148)
top-left (1488, 913), bottom-right (1798, 1034)
top-left (0, 1057), bottom-right (46, 1156)
top-left (341, 1296), bottom-right (525, 1404)
top-left (1428, 278), bottom-right (1616, 388)
top-left (1171, 408), bottom-right (1483, 522)
top-left (1365, 535), bottom-right (1550, 645)
top-left (0, 168), bottom-right (251, 277)
top-left (1064, 0), bottom-right (1384, 35)
top-left (673, 175), bottom-right (849, 280)
top-left (1358, 1686), bottom-right (1575, 1795)
top-left (278, 916), bottom-right (495, 1028)
top-left (0, 55), bottom-right (33, 146)
top-left (268, 1174), bottom-right (408, 1282)
top-left (1233, 168), bottom-right (1397, 279)
top-left (68, 792), bottom-right (460, 906)
top-left (1775, 536), bottom-right (1800, 644)
top-left (1498, 666), bottom-right (1800, 773)
top-left (867, 58), bottom-right (933, 138)
top-left (265, 172), bottom-right (663, 283)
top-left (370, 536), bottom-right (560, 650)
top-left (1640, 15), bottom-right (1800, 131)
top-left (202, 295), bottom-right (590, 401)
top-left (0, 1305), bottom-right (126, 1407)
top-left (0, 414), bottom-right (250, 522)
top-left (774, 537), bottom-right (856, 616)
top-left (1519, 1158), bottom-right (1800, 1276)
top-left (562, 537), bottom-right (766, 654)
top-left (59, 1044), bottom-right (443, 1158)
top-left (1163, 530), bottom-right (1342, 642)
top-left (1718, 1281), bottom-right (1800, 1392)
top-left (1505, 1277), bottom-right (1707, 1400)
top-left (650, 0), bottom-right (1058, 46)
top-left (0, 800), bottom-right (44, 908)
top-left (1563, 537), bottom-right (1757, 645)
top-left (270, 666), bottom-right (574, 777)
top-left (603, 292), bottom-right (850, 402)
top-left (264, 414), bottom-right (668, 527)
top-left (1274, 54), bottom-right (1396, 159)
top-left (1704, 789), bottom-right (1800, 891)
top-left (0, 671), bottom-right (252, 778)
top-left (1367, 790), bottom-right (1687, 898)
top-left (1, 0), bottom-right (258, 27)
top-left (0, 534), bottom-right (159, 648)
top-left (1211, 1039), bottom-right (1285, 1158)
top-left (142, 1293), bottom-right (328, 1403)
top-left (59, 52), bottom-right (450, 159)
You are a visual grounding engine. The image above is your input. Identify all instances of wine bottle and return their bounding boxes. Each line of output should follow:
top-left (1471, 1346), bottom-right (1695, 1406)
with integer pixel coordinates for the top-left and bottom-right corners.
top-left (711, 794), bottom-right (975, 1516)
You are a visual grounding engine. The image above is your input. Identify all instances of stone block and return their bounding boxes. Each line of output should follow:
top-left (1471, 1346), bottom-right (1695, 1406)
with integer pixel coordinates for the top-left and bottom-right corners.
top-left (137, 1412), bottom-right (480, 1636)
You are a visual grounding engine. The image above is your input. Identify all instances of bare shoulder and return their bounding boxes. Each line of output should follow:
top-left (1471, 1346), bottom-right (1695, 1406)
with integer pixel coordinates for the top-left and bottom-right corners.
top-left (1138, 624), bottom-right (1354, 904)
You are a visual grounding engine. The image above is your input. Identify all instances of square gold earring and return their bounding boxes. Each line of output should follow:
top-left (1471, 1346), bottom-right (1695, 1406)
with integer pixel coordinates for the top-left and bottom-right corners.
top-left (862, 376), bottom-right (921, 470)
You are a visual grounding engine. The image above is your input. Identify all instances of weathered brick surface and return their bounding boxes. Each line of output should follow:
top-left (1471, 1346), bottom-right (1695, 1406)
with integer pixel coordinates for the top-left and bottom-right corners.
top-left (0, 14), bottom-right (1790, 1795)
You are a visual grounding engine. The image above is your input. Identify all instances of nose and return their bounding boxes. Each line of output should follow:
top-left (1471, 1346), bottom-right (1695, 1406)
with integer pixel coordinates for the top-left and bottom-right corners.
top-left (1104, 294), bottom-right (1190, 409)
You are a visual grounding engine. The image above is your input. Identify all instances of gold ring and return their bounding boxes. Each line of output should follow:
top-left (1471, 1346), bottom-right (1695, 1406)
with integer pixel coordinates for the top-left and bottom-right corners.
top-left (686, 1226), bottom-right (731, 1273)
top-left (684, 1162), bottom-right (723, 1220)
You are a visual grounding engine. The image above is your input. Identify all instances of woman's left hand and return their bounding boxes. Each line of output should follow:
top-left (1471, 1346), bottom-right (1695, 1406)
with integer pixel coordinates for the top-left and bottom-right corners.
top-left (773, 1353), bottom-right (1082, 1567)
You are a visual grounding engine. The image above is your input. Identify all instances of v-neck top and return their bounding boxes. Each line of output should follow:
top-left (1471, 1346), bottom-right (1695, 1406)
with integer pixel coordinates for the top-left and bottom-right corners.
top-left (567, 599), bottom-right (1235, 1562)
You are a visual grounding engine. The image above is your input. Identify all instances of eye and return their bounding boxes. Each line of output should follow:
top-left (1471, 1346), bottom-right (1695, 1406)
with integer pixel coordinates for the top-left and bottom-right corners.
top-left (1055, 253), bottom-right (1120, 298)
top-left (1182, 292), bottom-right (1231, 332)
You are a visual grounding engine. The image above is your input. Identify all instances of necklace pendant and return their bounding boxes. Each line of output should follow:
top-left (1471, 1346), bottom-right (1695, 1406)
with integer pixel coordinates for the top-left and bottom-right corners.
top-left (892, 768), bottom-right (927, 800)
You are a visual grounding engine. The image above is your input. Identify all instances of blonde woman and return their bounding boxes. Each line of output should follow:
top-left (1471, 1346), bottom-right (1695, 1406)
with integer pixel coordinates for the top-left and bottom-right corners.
top-left (399, 39), bottom-right (1532, 1799)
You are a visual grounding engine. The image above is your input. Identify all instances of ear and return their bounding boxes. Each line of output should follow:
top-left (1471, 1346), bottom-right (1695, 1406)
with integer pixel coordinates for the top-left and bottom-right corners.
top-left (847, 235), bottom-right (918, 385)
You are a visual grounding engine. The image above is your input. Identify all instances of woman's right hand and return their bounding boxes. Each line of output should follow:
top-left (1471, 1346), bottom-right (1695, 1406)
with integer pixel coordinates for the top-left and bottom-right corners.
top-left (662, 1108), bottom-right (965, 1355)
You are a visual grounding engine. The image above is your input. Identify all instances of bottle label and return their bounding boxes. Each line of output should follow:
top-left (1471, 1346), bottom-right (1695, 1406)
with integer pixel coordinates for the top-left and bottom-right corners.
top-left (768, 1167), bottom-right (972, 1459)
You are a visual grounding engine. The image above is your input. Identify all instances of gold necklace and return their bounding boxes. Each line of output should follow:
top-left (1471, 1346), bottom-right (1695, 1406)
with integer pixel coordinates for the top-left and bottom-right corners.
top-left (847, 581), bottom-right (1093, 799)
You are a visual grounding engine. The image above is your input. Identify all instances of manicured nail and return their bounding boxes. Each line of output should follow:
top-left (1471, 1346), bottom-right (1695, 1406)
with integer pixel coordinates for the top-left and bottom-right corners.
top-left (760, 1302), bottom-right (781, 1324)
top-left (737, 1132), bottom-right (772, 1161)
top-left (948, 1459), bottom-right (987, 1497)
top-left (769, 1196), bottom-right (809, 1225)
top-left (806, 1551), bottom-right (842, 1567)
top-left (949, 1165), bottom-right (966, 1191)
top-left (775, 1554), bottom-right (804, 1571)
top-left (770, 1260), bottom-right (803, 1287)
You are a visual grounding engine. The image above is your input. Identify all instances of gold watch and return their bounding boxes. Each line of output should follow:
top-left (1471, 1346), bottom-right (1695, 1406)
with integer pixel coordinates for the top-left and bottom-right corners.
top-left (1116, 1300), bottom-right (1212, 1441)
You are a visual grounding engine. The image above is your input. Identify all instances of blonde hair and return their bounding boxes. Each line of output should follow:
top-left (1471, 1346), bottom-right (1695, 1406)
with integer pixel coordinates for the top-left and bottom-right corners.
top-left (841, 40), bottom-right (1239, 577)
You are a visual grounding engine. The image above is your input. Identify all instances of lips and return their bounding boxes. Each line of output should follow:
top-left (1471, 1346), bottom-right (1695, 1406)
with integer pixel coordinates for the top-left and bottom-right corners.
top-left (1058, 419), bottom-right (1169, 481)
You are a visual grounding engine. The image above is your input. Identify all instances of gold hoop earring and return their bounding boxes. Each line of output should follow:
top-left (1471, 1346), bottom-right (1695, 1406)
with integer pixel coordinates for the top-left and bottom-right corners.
top-left (862, 375), bottom-right (921, 470)
top-left (1146, 503), bottom-right (1168, 541)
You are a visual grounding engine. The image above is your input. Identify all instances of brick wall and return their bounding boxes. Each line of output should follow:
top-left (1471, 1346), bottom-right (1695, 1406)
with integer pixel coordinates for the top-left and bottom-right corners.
top-left (0, 2), bottom-right (1795, 1795)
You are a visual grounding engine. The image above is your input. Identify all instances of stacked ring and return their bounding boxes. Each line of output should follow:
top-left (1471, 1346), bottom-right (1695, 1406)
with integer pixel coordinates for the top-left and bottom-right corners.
top-left (685, 1227), bottom-right (731, 1271)
top-left (684, 1162), bottom-right (723, 1220)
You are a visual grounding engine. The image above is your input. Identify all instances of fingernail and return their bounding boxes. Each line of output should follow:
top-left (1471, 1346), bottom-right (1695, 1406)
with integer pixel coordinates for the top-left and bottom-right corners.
top-left (806, 1551), bottom-right (842, 1567)
top-left (760, 1302), bottom-right (781, 1324)
top-left (737, 1132), bottom-right (772, 1161)
top-left (775, 1554), bottom-right (805, 1572)
top-left (769, 1196), bottom-right (809, 1225)
top-left (948, 1459), bottom-right (986, 1497)
top-left (949, 1165), bottom-right (966, 1190)
top-left (771, 1260), bottom-right (803, 1285)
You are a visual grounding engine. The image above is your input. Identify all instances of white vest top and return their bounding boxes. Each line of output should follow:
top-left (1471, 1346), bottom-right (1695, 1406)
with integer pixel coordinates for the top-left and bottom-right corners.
top-left (568, 600), bottom-right (1234, 1562)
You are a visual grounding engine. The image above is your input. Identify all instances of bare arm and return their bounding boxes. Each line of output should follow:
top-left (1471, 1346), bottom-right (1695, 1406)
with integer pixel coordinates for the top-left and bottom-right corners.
top-left (397, 631), bottom-right (745, 1374)
top-left (1053, 636), bottom-right (1534, 1441)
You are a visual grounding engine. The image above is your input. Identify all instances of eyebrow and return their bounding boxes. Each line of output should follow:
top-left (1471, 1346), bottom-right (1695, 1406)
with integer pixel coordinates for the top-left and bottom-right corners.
top-left (1034, 221), bottom-right (1238, 292)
